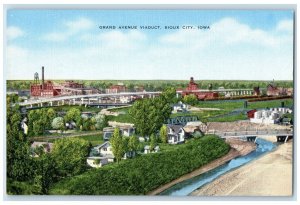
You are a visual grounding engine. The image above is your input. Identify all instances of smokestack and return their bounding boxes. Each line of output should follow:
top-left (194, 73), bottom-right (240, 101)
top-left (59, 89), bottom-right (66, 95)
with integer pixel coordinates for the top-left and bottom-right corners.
top-left (42, 66), bottom-right (44, 90)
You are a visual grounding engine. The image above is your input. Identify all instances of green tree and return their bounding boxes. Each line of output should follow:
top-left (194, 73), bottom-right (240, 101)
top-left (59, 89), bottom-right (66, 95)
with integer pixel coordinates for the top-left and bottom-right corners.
top-left (33, 120), bottom-right (44, 136)
top-left (33, 154), bottom-right (57, 194)
top-left (6, 95), bottom-right (33, 182)
top-left (128, 135), bottom-right (139, 155)
top-left (160, 87), bottom-right (178, 104)
top-left (110, 128), bottom-right (126, 163)
top-left (159, 125), bottom-right (168, 144)
top-left (51, 138), bottom-right (90, 177)
top-left (46, 108), bottom-right (56, 129)
top-left (51, 117), bottom-right (65, 132)
top-left (149, 134), bottom-right (157, 151)
top-left (95, 114), bottom-right (108, 130)
top-left (64, 108), bottom-right (81, 127)
top-left (129, 99), bottom-right (151, 137)
top-left (183, 94), bottom-right (198, 106)
top-left (129, 89), bottom-right (173, 137)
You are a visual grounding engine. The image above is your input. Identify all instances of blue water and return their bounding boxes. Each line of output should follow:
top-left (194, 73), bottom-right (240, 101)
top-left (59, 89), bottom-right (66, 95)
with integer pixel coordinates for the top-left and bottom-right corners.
top-left (159, 138), bottom-right (277, 196)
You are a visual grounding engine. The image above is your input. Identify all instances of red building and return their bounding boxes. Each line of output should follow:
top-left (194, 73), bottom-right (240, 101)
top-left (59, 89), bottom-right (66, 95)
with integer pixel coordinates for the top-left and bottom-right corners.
top-left (267, 84), bottom-right (287, 96)
top-left (61, 81), bottom-right (84, 89)
top-left (31, 81), bottom-right (62, 97)
top-left (247, 109), bottom-right (257, 119)
top-left (181, 77), bottom-right (219, 100)
top-left (106, 84), bottom-right (127, 93)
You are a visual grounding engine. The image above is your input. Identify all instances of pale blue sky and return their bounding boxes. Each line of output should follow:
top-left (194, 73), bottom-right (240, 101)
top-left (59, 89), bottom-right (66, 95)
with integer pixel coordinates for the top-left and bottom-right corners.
top-left (6, 10), bottom-right (294, 80)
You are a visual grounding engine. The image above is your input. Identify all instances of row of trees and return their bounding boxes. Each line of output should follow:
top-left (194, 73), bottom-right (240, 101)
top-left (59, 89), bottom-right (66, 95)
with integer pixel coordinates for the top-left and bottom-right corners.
top-left (27, 107), bottom-right (108, 136)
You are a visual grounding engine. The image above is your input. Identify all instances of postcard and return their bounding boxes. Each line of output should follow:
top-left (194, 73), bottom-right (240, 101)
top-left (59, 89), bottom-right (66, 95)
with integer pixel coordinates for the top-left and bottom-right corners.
top-left (5, 6), bottom-right (294, 198)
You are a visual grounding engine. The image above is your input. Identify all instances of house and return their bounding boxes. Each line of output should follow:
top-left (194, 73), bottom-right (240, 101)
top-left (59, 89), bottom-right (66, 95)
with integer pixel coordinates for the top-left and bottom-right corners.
top-left (30, 142), bottom-right (53, 157)
top-left (21, 118), bottom-right (28, 135)
top-left (172, 101), bottom-right (188, 113)
top-left (86, 157), bottom-right (109, 168)
top-left (103, 125), bottom-right (135, 140)
top-left (144, 145), bottom-right (160, 154)
top-left (167, 124), bottom-right (185, 144)
top-left (89, 141), bottom-right (115, 163)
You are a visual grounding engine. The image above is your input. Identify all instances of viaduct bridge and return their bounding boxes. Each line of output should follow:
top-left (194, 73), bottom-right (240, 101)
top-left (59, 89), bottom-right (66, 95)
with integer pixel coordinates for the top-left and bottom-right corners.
top-left (16, 88), bottom-right (257, 108)
top-left (206, 129), bottom-right (293, 143)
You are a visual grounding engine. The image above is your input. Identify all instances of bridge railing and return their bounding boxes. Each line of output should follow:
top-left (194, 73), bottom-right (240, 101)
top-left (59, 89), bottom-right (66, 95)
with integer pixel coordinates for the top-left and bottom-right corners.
top-left (206, 129), bottom-right (293, 137)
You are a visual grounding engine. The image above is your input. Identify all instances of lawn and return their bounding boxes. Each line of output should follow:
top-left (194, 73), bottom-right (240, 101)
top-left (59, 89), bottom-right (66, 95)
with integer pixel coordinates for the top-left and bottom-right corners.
top-left (49, 134), bottom-right (104, 146)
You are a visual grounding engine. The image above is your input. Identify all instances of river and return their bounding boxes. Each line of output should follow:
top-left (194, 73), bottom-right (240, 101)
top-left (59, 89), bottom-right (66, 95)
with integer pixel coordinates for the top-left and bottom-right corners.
top-left (159, 138), bottom-right (277, 196)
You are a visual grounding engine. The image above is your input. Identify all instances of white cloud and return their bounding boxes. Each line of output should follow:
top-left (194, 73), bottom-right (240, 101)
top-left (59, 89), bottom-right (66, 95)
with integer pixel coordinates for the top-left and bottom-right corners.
top-left (64, 17), bottom-right (93, 32)
top-left (42, 17), bottom-right (94, 42)
top-left (6, 17), bottom-right (293, 81)
top-left (276, 19), bottom-right (293, 33)
top-left (7, 26), bottom-right (24, 40)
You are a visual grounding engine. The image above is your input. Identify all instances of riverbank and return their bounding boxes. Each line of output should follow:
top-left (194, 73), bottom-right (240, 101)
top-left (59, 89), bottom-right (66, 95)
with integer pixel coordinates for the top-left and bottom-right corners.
top-left (191, 139), bottom-right (293, 196)
top-left (147, 139), bottom-right (256, 195)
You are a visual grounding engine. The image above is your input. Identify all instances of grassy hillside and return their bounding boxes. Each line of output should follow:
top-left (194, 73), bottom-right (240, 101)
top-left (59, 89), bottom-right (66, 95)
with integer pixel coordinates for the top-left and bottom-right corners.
top-left (49, 135), bottom-right (229, 195)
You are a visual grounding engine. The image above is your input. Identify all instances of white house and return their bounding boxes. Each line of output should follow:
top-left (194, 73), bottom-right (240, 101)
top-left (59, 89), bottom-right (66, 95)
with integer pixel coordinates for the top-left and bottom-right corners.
top-left (167, 125), bottom-right (185, 144)
top-left (103, 125), bottom-right (135, 140)
top-left (86, 157), bottom-right (109, 168)
top-left (144, 145), bottom-right (160, 154)
top-left (172, 101), bottom-right (188, 113)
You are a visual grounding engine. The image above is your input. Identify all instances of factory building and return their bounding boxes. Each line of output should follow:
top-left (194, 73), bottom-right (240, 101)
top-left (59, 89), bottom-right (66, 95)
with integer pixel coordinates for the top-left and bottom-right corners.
top-left (250, 107), bottom-right (292, 124)
top-left (106, 83), bottom-right (127, 94)
top-left (181, 77), bottom-right (219, 100)
top-left (30, 67), bottom-right (99, 98)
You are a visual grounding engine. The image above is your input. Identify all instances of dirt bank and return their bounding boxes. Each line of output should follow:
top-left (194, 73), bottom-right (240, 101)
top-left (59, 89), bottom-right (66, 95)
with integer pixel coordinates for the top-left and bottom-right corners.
top-left (147, 139), bottom-right (256, 195)
top-left (191, 140), bottom-right (293, 196)
top-left (207, 121), bottom-right (291, 132)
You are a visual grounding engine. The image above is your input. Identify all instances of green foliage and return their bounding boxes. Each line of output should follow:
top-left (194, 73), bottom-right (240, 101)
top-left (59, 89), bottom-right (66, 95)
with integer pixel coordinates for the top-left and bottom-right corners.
top-left (110, 128), bottom-right (126, 163)
top-left (33, 154), bottom-right (58, 194)
top-left (64, 108), bottom-right (82, 127)
top-left (6, 95), bottom-right (33, 182)
top-left (183, 94), bottom-right (198, 106)
top-left (128, 135), bottom-right (139, 153)
top-left (95, 114), bottom-right (108, 130)
top-left (28, 108), bottom-right (57, 136)
top-left (51, 117), bottom-right (65, 131)
top-left (51, 138), bottom-right (90, 177)
top-left (81, 117), bottom-right (96, 131)
top-left (149, 134), bottom-right (157, 151)
top-left (159, 125), bottom-right (168, 144)
top-left (129, 89), bottom-right (173, 136)
top-left (50, 135), bottom-right (230, 195)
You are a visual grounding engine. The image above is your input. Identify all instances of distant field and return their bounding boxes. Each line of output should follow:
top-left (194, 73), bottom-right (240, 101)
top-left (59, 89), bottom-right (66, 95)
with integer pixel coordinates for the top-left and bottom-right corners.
top-left (109, 98), bottom-right (294, 124)
top-left (6, 79), bottom-right (293, 91)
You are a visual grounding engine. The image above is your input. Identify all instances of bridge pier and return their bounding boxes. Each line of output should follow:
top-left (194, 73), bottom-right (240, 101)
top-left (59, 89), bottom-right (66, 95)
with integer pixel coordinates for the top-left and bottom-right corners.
top-left (246, 136), bottom-right (256, 142)
top-left (276, 135), bottom-right (290, 143)
top-left (73, 99), bottom-right (76, 105)
top-left (62, 100), bottom-right (64, 106)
